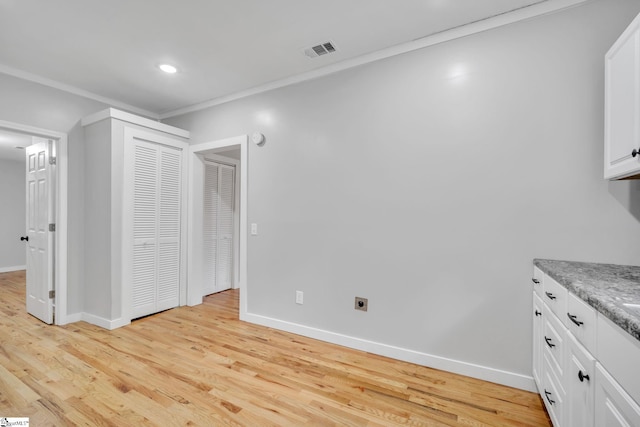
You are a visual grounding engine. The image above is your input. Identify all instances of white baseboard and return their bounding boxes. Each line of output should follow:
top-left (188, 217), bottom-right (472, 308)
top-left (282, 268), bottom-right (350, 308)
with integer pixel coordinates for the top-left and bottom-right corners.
top-left (62, 313), bottom-right (82, 324)
top-left (60, 308), bottom-right (535, 391)
top-left (0, 265), bottom-right (26, 273)
top-left (107, 317), bottom-right (131, 330)
top-left (244, 312), bottom-right (536, 392)
top-left (62, 312), bottom-right (130, 330)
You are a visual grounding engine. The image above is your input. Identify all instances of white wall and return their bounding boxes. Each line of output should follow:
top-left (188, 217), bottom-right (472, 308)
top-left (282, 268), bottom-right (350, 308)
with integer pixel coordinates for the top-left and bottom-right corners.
top-left (165, 0), bottom-right (640, 389)
top-left (0, 73), bottom-right (110, 133)
top-left (0, 159), bottom-right (26, 271)
top-left (0, 73), bottom-right (111, 313)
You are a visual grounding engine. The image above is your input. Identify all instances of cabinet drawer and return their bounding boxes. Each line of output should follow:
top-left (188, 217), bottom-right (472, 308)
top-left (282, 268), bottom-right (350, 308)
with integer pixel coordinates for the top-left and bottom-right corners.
top-left (543, 275), bottom-right (568, 323)
top-left (543, 303), bottom-right (567, 388)
top-left (532, 266), bottom-right (544, 297)
top-left (542, 360), bottom-right (565, 427)
top-left (566, 293), bottom-right (597, 354)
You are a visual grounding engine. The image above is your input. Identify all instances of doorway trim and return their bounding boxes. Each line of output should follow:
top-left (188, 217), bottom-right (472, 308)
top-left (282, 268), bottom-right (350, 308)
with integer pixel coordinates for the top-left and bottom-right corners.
top-left (188, 135), bottom-right (248, 318)
top-left (0, 119), bottom-right (68, 325)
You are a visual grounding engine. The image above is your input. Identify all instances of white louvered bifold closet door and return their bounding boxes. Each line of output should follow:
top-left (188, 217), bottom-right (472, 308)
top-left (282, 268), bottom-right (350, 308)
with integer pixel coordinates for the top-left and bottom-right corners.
top-left (203, 162), bottom-right (235, 296)
top-left (203, 163), bottom-right (218, 296)
top-left (132, 140), bottom-right (182, 318)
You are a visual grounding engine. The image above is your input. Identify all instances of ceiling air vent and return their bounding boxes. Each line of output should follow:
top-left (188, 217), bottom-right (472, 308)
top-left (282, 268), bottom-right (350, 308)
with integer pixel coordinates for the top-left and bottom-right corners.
top-left (304, 41), bottom-right (337, 59)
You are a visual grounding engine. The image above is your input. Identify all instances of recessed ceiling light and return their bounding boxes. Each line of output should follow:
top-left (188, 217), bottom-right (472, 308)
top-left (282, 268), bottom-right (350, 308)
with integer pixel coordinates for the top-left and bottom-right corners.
top-left (159, 64), bottom-right (177, 74)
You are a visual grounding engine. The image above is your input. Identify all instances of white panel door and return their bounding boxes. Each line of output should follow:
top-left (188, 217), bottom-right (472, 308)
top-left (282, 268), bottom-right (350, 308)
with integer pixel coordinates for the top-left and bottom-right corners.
top-left (203, 162), bottom-right (235, 296)
top-left (131, 139), bottom-right (182, 319)
top-left (25, 141), bottom-right (54, 324)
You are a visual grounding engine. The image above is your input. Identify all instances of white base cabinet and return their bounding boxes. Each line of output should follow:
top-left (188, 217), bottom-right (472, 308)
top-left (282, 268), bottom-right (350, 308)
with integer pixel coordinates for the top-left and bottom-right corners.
top-left (595, 364), bottom-right (640, 427)
top-left (532, 266), bottom-right (640, 427)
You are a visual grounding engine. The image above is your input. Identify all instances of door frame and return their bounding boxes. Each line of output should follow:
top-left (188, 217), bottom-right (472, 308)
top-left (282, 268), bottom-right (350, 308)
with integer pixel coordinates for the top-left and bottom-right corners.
top-left (0, 119), bottom-right (68, 325)
top-left (188, 135), bottom-right (248, 318)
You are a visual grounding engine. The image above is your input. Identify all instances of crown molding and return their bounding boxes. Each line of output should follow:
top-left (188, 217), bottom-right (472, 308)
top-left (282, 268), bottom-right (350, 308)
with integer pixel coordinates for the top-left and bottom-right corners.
top-left (0, 0), bottom-right (592, 121)
top-left (0, 63), bottom-right (159, 119)
top-left (159, 0), bottom-right (592, 119)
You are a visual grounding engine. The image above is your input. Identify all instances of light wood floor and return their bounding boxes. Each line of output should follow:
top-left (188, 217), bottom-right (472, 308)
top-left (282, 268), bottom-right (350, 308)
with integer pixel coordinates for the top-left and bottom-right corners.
top-left (0, 270), bottom-right (551, 426)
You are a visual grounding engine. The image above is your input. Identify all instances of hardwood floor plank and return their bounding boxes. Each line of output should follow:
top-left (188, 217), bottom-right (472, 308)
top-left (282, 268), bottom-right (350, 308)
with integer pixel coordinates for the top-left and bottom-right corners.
top-left (0, 271), bottom-right (551, 426)
top-left (0, 364), bottom-right (40, 407)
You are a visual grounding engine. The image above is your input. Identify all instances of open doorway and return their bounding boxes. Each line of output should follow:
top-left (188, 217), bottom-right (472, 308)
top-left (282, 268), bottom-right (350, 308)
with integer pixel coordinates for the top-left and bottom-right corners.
top-left (0, 119), bottom-right (68, 325)
top-left (0, 129), bottom-right (30, 273)
top-left (187, 135), bottom-right (248, 319)
top-left (202, 153), bottom-right (239, 296)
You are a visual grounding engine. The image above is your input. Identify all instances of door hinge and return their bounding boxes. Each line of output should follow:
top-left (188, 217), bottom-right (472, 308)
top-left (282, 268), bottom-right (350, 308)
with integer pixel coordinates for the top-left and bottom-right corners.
top-left (49, 156), bottom-right (56, 165)
top-left (49, 290), bottom-right (55, 299)
top-left (49, 223), bottom-right (56, 232)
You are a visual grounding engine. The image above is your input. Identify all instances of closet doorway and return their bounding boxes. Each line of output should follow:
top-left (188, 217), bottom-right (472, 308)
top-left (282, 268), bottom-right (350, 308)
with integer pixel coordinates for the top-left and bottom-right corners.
top-left (186, 135), bottom-right (248, 316)
top-left (203, 157), bottom-right (237, 296)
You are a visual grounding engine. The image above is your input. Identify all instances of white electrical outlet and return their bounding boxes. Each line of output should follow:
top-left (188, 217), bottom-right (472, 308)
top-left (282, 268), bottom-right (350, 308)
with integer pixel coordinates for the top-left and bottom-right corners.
top-left (296, 291), bottom-right (304, 305)
top-left (251, 223), bottom-right (258, 235)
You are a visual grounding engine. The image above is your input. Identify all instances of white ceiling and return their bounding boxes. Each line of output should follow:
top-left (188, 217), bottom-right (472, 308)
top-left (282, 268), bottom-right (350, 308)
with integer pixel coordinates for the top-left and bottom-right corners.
top-left (0, 0), bottom-right (557, 119)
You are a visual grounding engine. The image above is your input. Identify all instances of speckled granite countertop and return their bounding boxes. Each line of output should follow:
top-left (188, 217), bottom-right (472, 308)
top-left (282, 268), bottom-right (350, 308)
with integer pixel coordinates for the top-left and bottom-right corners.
top-left (533, 259), bottom-right (640, 342)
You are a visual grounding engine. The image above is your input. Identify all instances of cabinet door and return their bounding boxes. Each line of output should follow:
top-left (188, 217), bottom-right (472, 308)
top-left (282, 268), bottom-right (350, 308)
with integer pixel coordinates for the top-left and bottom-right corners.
top-left (595, 364), bottom-right (640, 427)
top-left (542, 365), bottom-right (565, 427)
top-left (543, 304), bottom-right (567, 389)
top-left (533, 292), bottom-right (544, 390)
top-left (605, 13), bottom-right (640, 179)
top-left (567, 334), bottom-right (595, 427)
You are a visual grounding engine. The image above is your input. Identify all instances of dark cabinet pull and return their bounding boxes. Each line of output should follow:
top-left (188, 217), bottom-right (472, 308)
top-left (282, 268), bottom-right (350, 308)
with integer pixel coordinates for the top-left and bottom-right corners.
top-left (544, 337), bottom-right (555, 348)
top-left (633, 149), bottom-right (640, 157)
top-left (545, 292), bottom-right (556, 300)
top-left (567, 313), bottom-right (584, 327)
top-left (532, 278), bottom-right (540, 284)
top-left (20, 236), bottom-right (28, 242)
top-left (578, 370), bottom-right (590, 382)
top-left (535, 310), bottom-right (542, 317)
top-left (544, 390), bottom-right (555, 405)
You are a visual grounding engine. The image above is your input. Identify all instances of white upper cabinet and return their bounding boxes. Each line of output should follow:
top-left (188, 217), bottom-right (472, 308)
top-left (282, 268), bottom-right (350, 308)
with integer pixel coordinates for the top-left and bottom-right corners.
top-left (605, 13), bottom-right (640, 179)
